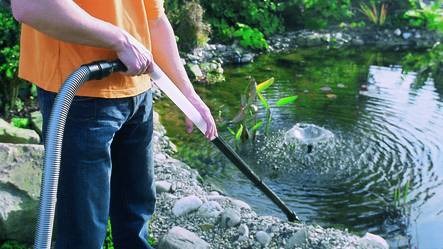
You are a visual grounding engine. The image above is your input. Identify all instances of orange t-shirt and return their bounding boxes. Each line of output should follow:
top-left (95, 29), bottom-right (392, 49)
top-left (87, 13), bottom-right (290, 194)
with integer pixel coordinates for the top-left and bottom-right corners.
top-left (18, 0), bottom-right (164, 98)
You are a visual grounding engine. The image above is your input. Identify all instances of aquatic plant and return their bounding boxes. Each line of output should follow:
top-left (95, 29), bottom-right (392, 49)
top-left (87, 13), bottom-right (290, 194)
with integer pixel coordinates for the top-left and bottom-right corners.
top-left (359, 2), bottom-right (388, 26)
top-left (227, 76), bottom-right (298, 143)
top-left (393, 180), bottom-right (410, 207)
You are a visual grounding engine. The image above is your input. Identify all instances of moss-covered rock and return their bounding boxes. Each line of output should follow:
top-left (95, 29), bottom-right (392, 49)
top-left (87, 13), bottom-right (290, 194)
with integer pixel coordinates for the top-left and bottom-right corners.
top-left (0, 119), bottom-right (40, 144)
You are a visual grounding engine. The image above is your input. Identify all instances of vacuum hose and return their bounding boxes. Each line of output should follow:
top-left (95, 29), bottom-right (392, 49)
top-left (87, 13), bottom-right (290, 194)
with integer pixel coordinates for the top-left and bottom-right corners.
top-left (34, 61), bottom-right (125, 249)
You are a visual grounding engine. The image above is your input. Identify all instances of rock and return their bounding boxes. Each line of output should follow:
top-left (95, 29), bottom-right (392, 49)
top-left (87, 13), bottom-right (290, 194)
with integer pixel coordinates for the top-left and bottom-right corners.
top-left (320, 86), bottom-right (332, 93)
top-left (186, 64), bottom-right (205, 82)
top-left (208, 191), bottom-right (220, 196)
top-left (402, 32), bottom-right (412, 40)
top-left (286, 228), bottom-right (308, 248)
top-left (337, 83), bottom-right (346, 88)
top-left (326, 94), bottom-right (337, 100)
top-left (30, 111), bottom-right (43, 136)
top-left (351, 38), bottom-right (365, 46)
top-left (207, 194), bottom-right (228, 201)
top-left (215, 44), bottom-right (227, 52)
top-left (172, 195), bottom-right (203, 216)
top-left (0, 119), bottom-right (40, 144)
top-left (361, 84), bottom-right (368, 91)
top-left (303, 32), bottom-right (323, 46)
top-left (394, 28), bottom-right (402, 36)
top-left (390, 234), bottom-right (409, 248)
top-left (230, 198), bottom-right (251, 210)
top-left (158, 226), bottom-right (210, 249)
top-left (359, 232), bottom-right (389, 249)
top-left (197, 201), bottom-right (223, 218)
top-left (256, 231), bottom-right (271, 247)
top-left (240, 53), bottom-right (255, 64)
top-left (220, 208), bottom-right (241, 228)
top-left (199, 62), bottom-right (225, 84)
top-left (156, 181), bottom-right (172, 194)
top-left (237, 224), bottom-right (249, 242)
top-left (0, 143), bottom-right (44, 242)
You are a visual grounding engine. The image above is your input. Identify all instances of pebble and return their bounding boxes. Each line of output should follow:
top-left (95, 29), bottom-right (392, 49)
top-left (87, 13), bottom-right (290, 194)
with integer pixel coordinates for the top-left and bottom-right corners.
top-left (402, 32), bottom-right (412, 40)
top-left (256, 231), bottom-right (271, 247)
top-left (158, 226), bottom-right (210, 249)
top-left (237, 224), bottom-right (249, 242)
top-left (320, 86), bottom-right (332, 93)
top-left (361, 84), bottom-right (368, 91)
top-left (220, 208), bottom-right (241, 228)
top-left (230, 198), bottom-right (251, 210)
top-left (156, 180), bottom-right (172, 194)
top-left (359, 232), bottom-right (389, 249)
top-left (197, 201), bottom-right (223, 219)
top-left (286, 228), bottom-right (308, 248)
top-left (394, 28), bottom-right (402, 36)
top-left (172, 195), bottom-right (203, 216)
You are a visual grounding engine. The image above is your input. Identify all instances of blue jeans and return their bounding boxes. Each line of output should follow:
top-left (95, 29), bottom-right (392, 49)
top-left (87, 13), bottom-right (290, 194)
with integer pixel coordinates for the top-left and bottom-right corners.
top-left (38, 88), bottom-right (156, 249)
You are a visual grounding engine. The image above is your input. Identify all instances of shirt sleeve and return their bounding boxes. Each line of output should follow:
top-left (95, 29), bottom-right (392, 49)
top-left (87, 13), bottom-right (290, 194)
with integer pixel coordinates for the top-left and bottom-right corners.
top-left (145, 0), bottom-right (165, 20)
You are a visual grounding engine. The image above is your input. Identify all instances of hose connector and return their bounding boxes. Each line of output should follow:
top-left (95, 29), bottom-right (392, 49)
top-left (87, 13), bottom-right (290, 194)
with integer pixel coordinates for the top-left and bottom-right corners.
top-left (82, 60), bottom-right (127, 80)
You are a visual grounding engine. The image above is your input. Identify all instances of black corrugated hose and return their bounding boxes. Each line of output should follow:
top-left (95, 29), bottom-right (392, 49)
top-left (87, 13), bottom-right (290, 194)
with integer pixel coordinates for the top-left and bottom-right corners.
top-left (34, 60), bottom-right (126, 249)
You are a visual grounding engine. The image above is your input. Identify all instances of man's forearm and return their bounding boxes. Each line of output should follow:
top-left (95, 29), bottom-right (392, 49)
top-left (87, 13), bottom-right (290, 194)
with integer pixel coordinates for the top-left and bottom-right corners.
top-left (148, 15), bottom-right (198, 99)
top-left (11, 0), bottom-right (125, 51)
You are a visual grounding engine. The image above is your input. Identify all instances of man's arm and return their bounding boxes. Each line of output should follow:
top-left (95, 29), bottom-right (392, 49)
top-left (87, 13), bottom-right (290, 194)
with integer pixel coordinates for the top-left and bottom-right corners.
top-left (11, 0), bottom-right (152, 75)
top-left (148, 15), bottom-right (218, 140)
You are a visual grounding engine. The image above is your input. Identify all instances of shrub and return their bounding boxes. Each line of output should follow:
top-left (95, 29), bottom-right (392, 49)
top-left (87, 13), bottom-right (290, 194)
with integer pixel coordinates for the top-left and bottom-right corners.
top-left (278, 0), bottom-right (353, 29)
top-left (200, 0), bottom-right (284, 44)
top-left (0, 8), bottom-right (25, 117)
top-left (0, 241), bottom-right (28, 249)
top-left (404, 0), bottom-right (443, 32)
top-left (232, 23), bottom-right (268, 50)
top-left (175, 1), bottom-right (210, 52)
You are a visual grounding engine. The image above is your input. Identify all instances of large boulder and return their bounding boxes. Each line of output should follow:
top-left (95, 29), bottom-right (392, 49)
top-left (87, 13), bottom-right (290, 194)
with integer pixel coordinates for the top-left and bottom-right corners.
top-left (0, 118), bottom-right (40, 144)
top-left (0, 143), bottom-right (44, 242)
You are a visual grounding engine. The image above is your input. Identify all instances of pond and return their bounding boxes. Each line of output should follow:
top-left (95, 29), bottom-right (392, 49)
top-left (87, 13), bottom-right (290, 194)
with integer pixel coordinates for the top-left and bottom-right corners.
top-left (156, 47), bottom-right (443, 249)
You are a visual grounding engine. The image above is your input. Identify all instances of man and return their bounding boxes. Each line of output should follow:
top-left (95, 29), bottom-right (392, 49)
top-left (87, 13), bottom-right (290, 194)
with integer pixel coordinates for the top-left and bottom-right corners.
top-left (11, 0), bottom-right (218, 248)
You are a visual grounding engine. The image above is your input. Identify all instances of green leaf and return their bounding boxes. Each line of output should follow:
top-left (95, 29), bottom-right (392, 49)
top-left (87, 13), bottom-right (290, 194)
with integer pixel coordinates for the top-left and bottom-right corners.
top-left (227, 127), bottom-right (236, 136)
top-left (257, 92), bottom-right (269, 109)
top-left (276, 96), bottom-right (298, 107)
top-left (11, 117), bottom-right (30, 128)
top-left (235, 124), bottom-right (244, 141)
top-left (251, 120), bottom-right (263, 132)
top-left (256, 77), bottom-right (274, 93)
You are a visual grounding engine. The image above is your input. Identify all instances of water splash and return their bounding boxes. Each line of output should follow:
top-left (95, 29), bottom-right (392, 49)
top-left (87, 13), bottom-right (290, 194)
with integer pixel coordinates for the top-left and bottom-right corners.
top-left (284, 123), bottom-right (335, 145)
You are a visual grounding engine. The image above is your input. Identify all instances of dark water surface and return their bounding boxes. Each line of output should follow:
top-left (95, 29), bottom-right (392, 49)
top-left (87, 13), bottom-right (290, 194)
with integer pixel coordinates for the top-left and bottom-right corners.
top-left (156, 48), bottom-right (443, 249)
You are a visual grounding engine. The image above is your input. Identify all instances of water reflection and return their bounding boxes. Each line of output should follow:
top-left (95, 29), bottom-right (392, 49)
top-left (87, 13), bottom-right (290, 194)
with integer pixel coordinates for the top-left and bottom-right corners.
top-left (219, 65), bottom-right (443, 249)
top-left (157, 48), bottom-right (443, 249)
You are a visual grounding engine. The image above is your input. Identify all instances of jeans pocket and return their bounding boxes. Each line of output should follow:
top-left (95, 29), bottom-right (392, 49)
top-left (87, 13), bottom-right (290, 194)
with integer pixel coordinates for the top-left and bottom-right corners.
top-left (67, 97), bottom-right (96, 121)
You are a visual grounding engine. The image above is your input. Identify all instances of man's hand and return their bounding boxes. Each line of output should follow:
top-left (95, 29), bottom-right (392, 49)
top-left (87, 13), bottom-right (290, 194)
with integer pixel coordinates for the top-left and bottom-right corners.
top-left (115, 31), bottom-right (154, 76)
top-left (185, 94), bottom-right (218, 140)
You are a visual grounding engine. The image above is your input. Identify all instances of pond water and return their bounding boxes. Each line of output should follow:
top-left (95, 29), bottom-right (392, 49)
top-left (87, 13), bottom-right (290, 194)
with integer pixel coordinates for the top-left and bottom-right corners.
top-left (156, 47), bottom-right (443, 249)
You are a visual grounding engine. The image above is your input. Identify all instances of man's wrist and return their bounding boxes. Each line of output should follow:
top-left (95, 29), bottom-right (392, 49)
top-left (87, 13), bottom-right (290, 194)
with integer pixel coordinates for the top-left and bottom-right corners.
top-left (109, 28), bottom-right (128, 52)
